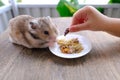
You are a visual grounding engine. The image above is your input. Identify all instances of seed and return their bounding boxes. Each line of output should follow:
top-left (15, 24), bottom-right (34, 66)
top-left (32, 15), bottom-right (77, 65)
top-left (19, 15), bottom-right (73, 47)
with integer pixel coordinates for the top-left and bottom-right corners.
top-left (64, 28), bottom-right (69, 36)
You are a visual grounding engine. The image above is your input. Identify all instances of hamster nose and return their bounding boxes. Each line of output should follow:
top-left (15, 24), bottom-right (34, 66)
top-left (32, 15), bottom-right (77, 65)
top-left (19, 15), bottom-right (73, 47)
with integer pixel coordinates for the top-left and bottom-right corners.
top-left (49, 36), bottom-right (56, 41)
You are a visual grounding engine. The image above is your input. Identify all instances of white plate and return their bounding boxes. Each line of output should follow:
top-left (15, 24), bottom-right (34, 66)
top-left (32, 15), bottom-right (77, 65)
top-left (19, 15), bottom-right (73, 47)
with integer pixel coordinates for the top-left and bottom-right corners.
top-left (49, 34), bottom-right (92, 59)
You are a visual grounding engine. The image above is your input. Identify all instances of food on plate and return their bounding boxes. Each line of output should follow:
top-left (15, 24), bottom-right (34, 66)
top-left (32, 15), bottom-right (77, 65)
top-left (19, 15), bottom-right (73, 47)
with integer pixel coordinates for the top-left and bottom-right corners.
top-left (57, 37), bottom-right (83, 54)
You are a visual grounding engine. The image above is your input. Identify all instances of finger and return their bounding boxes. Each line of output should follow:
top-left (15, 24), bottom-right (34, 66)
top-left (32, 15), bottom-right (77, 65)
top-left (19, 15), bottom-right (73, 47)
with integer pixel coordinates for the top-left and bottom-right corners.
top-left (71, 12), bottom-right (88, 27)
top-left (69, 22), bottom-right (89, 32)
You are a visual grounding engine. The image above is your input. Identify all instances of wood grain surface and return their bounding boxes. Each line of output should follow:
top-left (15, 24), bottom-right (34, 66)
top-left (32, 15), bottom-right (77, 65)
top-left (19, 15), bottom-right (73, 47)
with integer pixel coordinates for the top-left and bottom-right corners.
top-left (0, 17), bottom-right (120, 80)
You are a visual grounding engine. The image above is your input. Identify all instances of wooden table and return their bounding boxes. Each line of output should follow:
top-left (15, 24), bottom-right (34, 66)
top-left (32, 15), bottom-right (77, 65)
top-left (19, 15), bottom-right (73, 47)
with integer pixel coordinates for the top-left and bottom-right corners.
top-left (0, 18), bottom-right (120, 80)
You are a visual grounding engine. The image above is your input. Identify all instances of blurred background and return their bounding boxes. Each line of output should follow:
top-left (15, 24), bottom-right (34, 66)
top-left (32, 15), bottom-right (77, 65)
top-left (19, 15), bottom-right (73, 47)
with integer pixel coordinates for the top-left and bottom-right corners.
top-left (0, 0), bottom-right (120, 33)
top-left (1, 0), bottom-right (109, 5)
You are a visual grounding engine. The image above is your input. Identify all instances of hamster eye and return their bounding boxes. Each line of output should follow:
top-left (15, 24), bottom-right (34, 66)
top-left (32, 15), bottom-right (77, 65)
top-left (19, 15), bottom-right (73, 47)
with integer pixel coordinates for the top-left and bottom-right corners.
top-left (30, 22), bottom-right (34, 25)
top-left (44, 31), bottom-right (49, 35)
top-left (30, 22), bottom-right (36, 29)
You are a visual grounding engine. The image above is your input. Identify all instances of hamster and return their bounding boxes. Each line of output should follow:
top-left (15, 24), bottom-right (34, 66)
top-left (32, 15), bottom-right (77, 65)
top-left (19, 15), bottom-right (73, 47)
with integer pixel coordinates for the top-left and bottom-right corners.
top-left (8, 15), bottom-right (59, 48)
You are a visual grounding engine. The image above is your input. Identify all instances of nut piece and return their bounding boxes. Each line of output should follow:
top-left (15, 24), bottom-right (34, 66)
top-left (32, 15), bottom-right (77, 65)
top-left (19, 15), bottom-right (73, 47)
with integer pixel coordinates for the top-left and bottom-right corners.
top-left (64, 28), bottom-right (69, 36)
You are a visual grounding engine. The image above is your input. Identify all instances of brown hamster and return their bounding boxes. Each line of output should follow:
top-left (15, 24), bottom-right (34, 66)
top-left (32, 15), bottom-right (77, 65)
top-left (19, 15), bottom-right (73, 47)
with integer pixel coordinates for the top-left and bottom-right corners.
top-left (8, 15), bottom-right (59, 48)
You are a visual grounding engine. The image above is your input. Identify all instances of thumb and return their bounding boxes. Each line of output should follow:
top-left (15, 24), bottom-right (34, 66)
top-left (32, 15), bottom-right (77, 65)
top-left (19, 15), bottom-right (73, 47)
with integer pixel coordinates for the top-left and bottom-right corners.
top-left (69, 22), bottom-right (89, 32)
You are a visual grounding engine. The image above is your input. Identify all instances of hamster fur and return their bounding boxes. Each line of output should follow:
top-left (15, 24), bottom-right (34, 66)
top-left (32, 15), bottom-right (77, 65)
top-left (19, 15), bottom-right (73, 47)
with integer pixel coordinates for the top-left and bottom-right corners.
top-left (8, 15), bottom-right (59, 48)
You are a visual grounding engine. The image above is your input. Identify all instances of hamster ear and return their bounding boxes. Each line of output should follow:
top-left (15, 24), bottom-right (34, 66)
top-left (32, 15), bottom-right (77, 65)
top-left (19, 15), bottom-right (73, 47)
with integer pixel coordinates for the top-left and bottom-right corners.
top-left (46, 16), bottom-right (52, 22)
top-left (29, 22), bottom-right (37, 29)
top-left (46, 16), bottom-right (51, 19)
